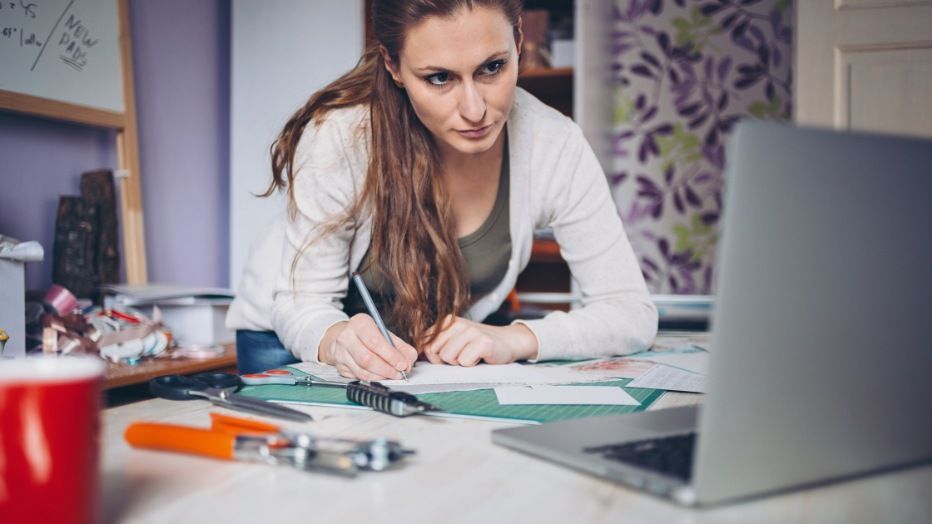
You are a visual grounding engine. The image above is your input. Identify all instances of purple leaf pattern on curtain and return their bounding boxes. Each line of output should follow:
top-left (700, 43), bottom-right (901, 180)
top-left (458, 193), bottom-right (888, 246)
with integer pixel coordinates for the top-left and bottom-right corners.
top-left (610, 0), bottom-right (793, 294)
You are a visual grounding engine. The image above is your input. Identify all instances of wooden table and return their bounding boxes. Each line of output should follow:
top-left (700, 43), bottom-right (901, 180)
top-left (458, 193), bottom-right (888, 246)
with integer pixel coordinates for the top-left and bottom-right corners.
top-left (100, 392), bottom-right (930, 523)
top-left (103, 343), bottom-right (237, 390)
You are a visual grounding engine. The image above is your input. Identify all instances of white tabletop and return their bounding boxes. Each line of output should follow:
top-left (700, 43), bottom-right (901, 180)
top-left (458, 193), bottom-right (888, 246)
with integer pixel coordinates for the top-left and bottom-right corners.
top-left (101, 396), bottom-right (932, 523)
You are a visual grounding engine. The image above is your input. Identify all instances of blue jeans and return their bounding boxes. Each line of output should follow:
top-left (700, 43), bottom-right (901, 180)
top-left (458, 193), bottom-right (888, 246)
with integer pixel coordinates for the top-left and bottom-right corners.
top-left (236, 330), bottom-right (299, 374)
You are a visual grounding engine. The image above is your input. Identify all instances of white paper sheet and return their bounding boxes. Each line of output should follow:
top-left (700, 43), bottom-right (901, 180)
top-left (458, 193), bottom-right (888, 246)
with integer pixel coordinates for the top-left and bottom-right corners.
top-left (494, 385), bottom-right (640, 406)
top-left (562, 358), bottom-right (656, 379)
top-left (290, 361), bottom-right (595, 392)
top-left (291, 361), bottom-right (352, 383)
top-left (381, 362), bottom-right (560, 386)
top-left (627, 365), bottom-right (706, 393)
top-left (390, 383), bottom-right (501, 394)
top-left (532, 364), bottom-right (624, 384)
top-left (651, 333), bottom-right (712, 352)
top-left (625, 348), bottom-right (710, 375)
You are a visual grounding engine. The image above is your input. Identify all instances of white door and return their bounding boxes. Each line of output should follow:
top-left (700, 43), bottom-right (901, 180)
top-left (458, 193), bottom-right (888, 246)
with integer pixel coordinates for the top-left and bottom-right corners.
top-left (795, 1), bottom-right (932, 138)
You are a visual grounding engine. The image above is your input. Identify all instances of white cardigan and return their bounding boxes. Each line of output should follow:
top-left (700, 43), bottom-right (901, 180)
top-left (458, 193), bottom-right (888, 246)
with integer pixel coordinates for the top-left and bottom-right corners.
top-left (226, 88), bottom-right (658, 362)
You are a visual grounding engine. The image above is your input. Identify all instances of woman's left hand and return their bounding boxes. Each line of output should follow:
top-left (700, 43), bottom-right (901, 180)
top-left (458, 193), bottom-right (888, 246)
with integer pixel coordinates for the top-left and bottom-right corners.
top-left (420, 316), bottom-right (539, 366)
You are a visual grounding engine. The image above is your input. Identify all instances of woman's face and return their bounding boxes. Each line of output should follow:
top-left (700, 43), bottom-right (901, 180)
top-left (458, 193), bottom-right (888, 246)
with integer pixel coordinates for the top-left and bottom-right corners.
top-left (385, 6), bottom-right (520, 158)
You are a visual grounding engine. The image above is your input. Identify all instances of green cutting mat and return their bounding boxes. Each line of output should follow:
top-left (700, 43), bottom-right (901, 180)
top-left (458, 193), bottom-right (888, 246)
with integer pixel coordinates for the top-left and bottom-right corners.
top-left (239, 367), bottom-right (665, 424)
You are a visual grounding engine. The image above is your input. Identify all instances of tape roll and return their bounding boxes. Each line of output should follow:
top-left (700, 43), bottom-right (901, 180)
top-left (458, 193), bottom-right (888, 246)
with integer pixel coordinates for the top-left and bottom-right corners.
top-left (44, 285), bottom-right (78, 316)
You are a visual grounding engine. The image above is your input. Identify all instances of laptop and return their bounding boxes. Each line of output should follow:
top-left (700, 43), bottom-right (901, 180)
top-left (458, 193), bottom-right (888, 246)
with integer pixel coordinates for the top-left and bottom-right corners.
top-left (492, 122), bottom-right (932, 506)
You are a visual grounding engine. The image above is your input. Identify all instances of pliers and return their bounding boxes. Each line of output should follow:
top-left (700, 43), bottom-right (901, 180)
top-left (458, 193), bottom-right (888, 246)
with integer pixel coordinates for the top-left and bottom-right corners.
top-left (125, 412), bottom-right (414, 476)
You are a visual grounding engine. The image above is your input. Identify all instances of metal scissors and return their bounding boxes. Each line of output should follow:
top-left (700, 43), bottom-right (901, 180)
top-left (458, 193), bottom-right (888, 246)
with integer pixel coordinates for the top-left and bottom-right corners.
top-left (241, 368), bottom-right (349, 388)
top-left (243, 368), bottom-right (441, 417)
top-left (125, 412), bottom-right (414, 476)
top-left (149, 372), bottom-right (312, 423)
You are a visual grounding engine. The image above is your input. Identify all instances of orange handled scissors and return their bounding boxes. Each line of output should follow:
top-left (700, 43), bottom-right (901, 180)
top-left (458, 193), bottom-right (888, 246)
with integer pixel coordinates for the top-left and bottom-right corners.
top-left (125, 412), bottom-right (414, 475)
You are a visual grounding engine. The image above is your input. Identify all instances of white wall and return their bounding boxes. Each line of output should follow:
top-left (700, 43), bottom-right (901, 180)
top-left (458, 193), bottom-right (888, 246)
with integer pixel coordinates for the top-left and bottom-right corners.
top-left (229, 0), bottom-right (364, 289)
top-left (574, 0), bottom-right (612, 172)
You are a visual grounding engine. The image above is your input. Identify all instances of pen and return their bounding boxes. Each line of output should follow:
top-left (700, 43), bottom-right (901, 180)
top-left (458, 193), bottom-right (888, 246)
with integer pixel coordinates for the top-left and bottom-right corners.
top-left (351, 273), bottom-right (409, 382)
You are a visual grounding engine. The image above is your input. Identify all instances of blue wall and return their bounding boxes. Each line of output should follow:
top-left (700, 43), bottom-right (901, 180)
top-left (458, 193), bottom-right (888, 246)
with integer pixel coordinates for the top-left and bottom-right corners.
top-left (0, 0), bottom-right (230, 291)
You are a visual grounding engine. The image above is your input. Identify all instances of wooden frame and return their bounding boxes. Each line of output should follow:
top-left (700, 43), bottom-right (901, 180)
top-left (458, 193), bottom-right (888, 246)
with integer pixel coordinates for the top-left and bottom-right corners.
top-left (0, 0), bottom-right (147, 283)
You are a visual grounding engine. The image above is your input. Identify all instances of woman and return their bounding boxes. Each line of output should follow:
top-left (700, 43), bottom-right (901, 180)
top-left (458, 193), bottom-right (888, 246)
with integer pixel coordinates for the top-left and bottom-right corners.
top-left (227, 0), bottom-right (658, 379)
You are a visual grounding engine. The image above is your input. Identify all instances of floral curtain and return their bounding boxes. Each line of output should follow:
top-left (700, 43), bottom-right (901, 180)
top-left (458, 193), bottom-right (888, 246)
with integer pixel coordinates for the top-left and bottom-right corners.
top-left (610, 0), bottom-right (793, 294)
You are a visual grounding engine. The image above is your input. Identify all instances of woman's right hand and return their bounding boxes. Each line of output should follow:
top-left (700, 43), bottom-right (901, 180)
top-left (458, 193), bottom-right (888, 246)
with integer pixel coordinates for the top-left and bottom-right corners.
top-left (317, 314), bottom-right (418, 381)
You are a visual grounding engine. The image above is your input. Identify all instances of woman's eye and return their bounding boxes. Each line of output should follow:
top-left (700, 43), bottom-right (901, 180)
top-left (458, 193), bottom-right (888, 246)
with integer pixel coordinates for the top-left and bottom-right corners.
top-left (426, 72), bottom-right (449, 86)
top-left (483, 60), bottom-right (505, 75)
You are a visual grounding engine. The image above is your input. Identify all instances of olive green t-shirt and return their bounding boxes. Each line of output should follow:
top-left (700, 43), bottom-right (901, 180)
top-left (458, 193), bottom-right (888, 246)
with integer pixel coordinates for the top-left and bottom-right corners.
top-left (344, 144), bottom-right (512, 328)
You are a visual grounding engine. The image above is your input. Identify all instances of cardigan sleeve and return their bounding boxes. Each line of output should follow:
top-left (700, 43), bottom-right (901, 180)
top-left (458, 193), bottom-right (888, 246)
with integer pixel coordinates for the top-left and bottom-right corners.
top-left (518, 123), bottom-right (658, 361)
top-left (269, 115), bottom-right (363, 362)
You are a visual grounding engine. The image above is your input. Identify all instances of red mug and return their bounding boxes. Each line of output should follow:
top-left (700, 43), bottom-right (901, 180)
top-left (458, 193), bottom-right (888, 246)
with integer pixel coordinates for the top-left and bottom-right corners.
top-left (0, 357), bottom-right (105, 523)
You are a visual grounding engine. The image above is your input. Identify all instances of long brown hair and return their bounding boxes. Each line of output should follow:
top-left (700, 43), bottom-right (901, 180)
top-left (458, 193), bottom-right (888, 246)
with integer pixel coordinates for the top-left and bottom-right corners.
top-left (265, 0), bottom-right (523, 349)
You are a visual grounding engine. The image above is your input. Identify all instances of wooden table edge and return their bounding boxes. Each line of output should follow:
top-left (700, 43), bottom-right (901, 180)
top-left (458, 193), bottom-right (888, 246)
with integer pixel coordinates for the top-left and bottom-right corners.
top-left (103, 342), bottom-right (237, 390)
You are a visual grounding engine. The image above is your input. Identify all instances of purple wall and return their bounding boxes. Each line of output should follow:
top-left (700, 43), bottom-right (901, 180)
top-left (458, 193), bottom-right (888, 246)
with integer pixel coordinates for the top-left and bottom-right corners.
top-left (130, 0), bottom-right (230, 288)
top-left (0, 0), bottom-right (230, 291)
top-left (0, 114), bottom-right (117, 288)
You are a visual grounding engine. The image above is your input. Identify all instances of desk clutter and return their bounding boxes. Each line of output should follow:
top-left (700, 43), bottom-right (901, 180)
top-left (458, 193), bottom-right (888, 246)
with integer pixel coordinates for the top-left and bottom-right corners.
top-left (101, 283), bottom-right (235, 347)
top-left (24, 283), bottom-right (170, 362)
top-left (125, 412), bottom-right (414, 477)
top-left (15, 282), bottom-right (230, 365)
top-left (237, 334), bottom-right (709, 424)
top-left (124, 370), bottom-right (446, 476)
top-left (1, 166), bottom-right (232, 362)
top-left (150, 372), bottom-right (312, 423)
top-left (120, 335), bottom-right (707, 481)
top-left (242, 368), bottom-right (442, 417)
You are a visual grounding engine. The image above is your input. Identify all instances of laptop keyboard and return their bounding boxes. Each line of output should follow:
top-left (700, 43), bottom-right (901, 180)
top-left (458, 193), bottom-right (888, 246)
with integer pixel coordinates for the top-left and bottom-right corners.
top-left (583, 432), bottom-right (696, 482)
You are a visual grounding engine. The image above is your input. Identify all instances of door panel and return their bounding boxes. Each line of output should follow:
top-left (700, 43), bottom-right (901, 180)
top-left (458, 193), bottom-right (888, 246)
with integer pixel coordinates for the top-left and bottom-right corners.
top-left (796, 1), bottom-right (932, 138)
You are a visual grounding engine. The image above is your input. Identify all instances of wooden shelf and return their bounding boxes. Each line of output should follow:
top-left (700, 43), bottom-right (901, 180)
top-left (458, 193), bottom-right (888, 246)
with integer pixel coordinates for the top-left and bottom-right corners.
top-left (519, 66), bottom-right (573, 79)
top-left (516, 240), bottom-right (570, 294)
top-left (518, 67), bottom-right (574, 117)
top-left (103, 343), bottom-right (237, 390)
top-left (530, 239), bottom-right (565, 263)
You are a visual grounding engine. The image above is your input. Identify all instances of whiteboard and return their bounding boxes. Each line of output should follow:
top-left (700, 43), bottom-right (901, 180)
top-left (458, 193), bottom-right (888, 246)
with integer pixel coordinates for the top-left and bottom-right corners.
top-left (0, 0), bottom-right (125, 113)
